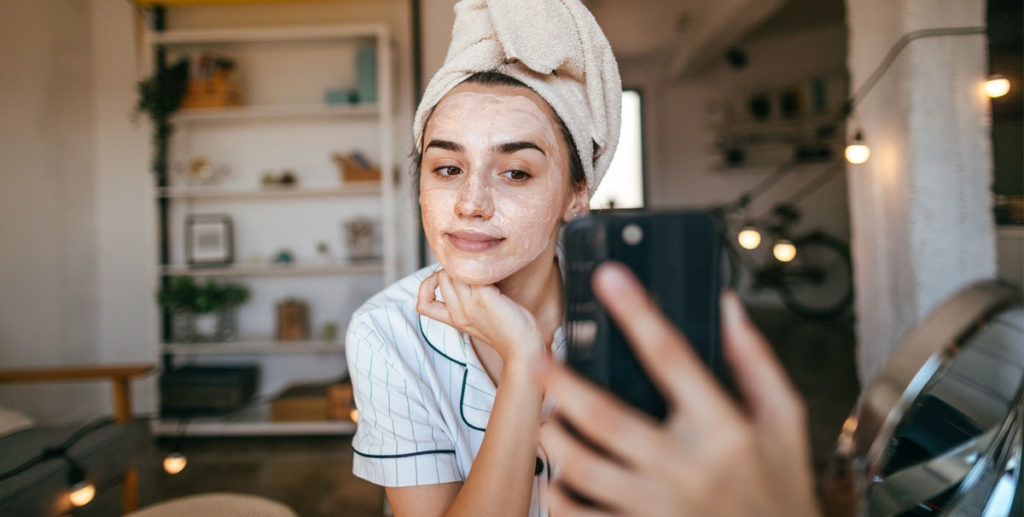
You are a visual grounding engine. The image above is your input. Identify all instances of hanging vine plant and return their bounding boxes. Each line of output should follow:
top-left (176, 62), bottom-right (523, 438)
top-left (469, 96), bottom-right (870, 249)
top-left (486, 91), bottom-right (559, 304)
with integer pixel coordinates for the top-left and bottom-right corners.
top-left (135, 57), bottom-right (190, 177)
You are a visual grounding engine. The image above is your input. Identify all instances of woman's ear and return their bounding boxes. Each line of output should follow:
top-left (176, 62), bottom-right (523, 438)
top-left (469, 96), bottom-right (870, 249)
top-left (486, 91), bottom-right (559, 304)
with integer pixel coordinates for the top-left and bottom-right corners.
top-left (562, 189), bottom-right (590, 223)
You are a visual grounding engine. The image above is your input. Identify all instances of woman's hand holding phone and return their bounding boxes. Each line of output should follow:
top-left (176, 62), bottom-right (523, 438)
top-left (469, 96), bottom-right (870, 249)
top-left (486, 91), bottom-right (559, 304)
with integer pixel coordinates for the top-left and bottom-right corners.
top-left (535, 263), bottom-right (820, 517)
top-left (417, 270), bottom-right (545, 365)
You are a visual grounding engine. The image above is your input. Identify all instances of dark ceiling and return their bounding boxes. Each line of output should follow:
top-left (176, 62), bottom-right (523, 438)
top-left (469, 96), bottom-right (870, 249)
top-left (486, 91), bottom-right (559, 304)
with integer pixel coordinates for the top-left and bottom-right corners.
top-left (748, 0), bottom-right (846, 41)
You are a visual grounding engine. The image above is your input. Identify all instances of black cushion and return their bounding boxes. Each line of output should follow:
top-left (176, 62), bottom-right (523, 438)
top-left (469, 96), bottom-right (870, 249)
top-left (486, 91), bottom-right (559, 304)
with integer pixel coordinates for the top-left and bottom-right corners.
top-left (0, 421), bottom-right (139, 516)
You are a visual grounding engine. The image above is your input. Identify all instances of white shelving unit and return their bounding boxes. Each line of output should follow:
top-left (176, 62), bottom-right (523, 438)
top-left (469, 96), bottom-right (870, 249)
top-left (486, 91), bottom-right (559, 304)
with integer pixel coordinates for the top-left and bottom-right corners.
top-left (163, 340), bottom-right (344, 356)
top-left (157, 185), bottom-right (381, 200)
top-left (173, 103), bottom-right (379, 122)
top-left (147, 23), bottom-right (397, 437)
top-left (151, 405), bottom-right (356, 437)
top-left (159, 262), bottom-right (384, 277)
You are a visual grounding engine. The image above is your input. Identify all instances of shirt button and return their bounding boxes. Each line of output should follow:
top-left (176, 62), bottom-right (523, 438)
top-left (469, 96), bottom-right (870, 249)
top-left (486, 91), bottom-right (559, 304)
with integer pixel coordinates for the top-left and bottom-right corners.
top-left (535, 457), bottom-right (545, 475)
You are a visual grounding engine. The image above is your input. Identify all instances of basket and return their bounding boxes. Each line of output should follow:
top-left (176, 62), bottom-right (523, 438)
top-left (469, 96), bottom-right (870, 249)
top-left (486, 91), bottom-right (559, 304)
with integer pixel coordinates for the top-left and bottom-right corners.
top-left (181, 70), bottom-right (243, 109)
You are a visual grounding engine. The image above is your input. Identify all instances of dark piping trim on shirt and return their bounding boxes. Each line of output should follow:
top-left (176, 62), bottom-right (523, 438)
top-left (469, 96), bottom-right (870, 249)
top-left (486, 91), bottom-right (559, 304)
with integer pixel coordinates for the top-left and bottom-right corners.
top-left (352, 445), bottom-right (456, 459)
top-left (418, 315), bottom-right (488, 432)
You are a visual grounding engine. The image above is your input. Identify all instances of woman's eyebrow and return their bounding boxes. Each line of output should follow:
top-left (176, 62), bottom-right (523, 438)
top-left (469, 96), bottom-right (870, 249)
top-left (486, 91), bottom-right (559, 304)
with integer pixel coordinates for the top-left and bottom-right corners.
top-left (425, 139), bottom-right (464, 152)
top-left (493, 141), bottom-right (546, 156)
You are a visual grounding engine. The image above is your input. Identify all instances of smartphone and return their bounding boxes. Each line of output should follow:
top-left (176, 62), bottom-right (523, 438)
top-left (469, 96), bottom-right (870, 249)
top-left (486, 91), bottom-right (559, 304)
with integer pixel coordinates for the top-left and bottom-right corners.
top-left (563, 210), bottom-right (722, 420)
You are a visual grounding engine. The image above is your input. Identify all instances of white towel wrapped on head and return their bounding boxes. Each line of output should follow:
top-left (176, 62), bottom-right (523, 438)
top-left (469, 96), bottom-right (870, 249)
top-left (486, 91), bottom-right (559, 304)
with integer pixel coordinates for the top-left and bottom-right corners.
top-left (413, 0), bottom-right (622, 197)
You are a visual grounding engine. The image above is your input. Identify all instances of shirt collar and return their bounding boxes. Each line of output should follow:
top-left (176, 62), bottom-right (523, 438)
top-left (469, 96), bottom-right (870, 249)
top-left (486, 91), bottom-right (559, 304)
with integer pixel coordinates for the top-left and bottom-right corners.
top-left (418, 310), bottom-right (468, 366)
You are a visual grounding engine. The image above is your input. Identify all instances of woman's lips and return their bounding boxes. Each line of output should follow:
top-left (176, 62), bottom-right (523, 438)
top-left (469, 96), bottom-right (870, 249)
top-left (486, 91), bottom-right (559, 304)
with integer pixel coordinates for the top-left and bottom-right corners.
top-left (447, 231), bottom-right (505, 252)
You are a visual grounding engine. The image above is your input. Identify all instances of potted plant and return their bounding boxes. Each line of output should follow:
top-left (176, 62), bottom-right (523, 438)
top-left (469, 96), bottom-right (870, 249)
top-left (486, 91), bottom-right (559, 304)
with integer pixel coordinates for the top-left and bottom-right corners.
top-left (136, 58), bottom-right (190, 178)
top-left (157, 276), bottom-right (250, 342)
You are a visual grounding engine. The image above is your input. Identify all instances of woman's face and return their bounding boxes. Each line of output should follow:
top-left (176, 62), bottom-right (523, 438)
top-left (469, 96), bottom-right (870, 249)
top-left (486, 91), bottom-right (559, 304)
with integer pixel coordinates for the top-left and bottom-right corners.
top-left (419, 82), bottom-right (585, 285)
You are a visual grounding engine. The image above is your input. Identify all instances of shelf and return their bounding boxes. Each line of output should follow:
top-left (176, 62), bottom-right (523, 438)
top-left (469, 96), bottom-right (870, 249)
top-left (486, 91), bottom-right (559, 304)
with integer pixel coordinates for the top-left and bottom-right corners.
top-left (147, 21), bottom-right (396, 437)
top-left (160, 262), bottom-right (383, 277)
top-left (163, 340), bottom-right (344, 356)
top-left (157, 185), bottom-right (381, 199)
top-left (150, 404), bottom-right (356, 437)
top-left (719, 114), bottom-right (839, 132)
top-left (147, 24), bottom-right (387, 46)
top-left (172, 103), bottom-right (379, 122)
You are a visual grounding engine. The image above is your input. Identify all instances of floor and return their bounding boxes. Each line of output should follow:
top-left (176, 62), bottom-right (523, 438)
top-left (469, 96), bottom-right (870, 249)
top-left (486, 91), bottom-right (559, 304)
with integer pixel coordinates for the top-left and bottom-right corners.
top-left (78, 308), bottom-right (860, 517)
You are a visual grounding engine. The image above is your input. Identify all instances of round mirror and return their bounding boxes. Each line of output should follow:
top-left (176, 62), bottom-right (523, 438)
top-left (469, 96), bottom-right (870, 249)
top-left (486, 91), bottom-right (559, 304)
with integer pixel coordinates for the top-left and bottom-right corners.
top-left (826, 281), bottom-right (1023, 516)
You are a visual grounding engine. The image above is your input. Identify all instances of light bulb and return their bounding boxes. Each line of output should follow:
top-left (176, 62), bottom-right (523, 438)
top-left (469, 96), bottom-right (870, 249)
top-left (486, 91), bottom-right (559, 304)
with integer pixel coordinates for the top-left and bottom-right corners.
top-left (69, 481), bottom-right (95, 507)
top-left (163, 452), bottom-right (187, 475)
top-left (983, 75), bottom-right (1010, 98)
top-left (845, 131), bottom-right (870, 164)
top-left (773, 240), bottom-right (797, 263)
top-left (737, 227), bottom-right (762, 250)
top-left (845, 143), bottom-right (870, 164)
top-left (350, 408), bottom-right (359, 423)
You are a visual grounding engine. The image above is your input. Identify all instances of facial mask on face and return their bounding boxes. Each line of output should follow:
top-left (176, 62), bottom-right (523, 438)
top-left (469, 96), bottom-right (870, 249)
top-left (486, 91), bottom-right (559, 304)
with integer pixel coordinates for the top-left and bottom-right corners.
top-left (420, 87), bottom-right (575, 285)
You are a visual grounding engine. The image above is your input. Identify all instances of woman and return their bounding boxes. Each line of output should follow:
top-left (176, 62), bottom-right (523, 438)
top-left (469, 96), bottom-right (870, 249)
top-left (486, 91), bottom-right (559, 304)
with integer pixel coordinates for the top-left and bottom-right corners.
top-left (347, 0), bottom-right (825, 515)
top-left (345, 0), bottom-right (621, 515)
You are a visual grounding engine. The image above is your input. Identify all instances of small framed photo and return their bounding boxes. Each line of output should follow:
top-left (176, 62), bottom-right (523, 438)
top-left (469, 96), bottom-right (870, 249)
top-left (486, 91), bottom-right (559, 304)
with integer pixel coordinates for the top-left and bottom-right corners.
top-left (186, 214), bottom-right (234, 267)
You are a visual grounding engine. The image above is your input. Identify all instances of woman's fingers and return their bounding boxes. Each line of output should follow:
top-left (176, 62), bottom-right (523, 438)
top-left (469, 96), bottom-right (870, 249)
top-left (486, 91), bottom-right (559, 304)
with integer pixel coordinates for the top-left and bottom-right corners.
top-left (450, 274), bottom-right (474, 305)
top-left (415, 272), bottom-right (451, 324)
top-left (536, 358), bottom-right (667, 470)
top-left (721, 292), bottom-right (806, 435)
top-left (435, 271), bottom-right (465, 324)
top-left (539, 421), bottom-right (644, 512)
top-left (592, 262), bottom-right (738, 421)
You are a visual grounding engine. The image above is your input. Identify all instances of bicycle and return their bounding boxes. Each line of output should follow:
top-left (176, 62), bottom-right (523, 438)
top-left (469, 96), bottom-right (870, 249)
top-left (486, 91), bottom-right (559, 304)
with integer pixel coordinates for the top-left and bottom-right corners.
top-left (712, 198), bottom-right (854, 320)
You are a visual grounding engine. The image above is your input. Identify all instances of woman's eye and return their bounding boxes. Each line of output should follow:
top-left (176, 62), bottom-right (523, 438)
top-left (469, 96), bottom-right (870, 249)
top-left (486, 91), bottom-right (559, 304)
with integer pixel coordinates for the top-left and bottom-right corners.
top-left (433, 166), bottom-right (461, 177)
top-left (501, 169), bottom-right (531, 182)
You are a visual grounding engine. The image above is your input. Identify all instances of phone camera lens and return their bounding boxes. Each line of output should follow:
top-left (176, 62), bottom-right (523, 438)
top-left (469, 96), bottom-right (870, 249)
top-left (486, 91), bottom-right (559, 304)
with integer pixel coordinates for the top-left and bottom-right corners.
top-left (622, 224), bottom-right (643, 245)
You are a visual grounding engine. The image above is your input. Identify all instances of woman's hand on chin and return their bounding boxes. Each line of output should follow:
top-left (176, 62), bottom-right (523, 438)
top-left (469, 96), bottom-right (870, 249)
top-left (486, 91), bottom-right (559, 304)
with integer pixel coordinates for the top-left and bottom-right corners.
top-left (417, 270), bottom-right (544, 365)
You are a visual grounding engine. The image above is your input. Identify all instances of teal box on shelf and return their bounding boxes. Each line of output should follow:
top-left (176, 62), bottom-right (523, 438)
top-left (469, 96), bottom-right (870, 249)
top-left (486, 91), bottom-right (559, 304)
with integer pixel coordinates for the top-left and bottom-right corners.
top-left (356, 44), bottom-right (377, 104)
top-left (324, 87), bottom-right (358, 105)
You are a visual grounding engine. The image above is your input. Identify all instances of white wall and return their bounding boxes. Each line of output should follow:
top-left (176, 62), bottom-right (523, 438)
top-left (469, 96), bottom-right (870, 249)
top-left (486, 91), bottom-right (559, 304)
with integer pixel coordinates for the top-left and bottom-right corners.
top-left (419, 0), bottom-right (458, 92)
top-left (0, 0), bottom-right (107, 422)
top-left (846, 0), bottom-right (995, 384)
top-left (91, 0), bottom-right (159, 414)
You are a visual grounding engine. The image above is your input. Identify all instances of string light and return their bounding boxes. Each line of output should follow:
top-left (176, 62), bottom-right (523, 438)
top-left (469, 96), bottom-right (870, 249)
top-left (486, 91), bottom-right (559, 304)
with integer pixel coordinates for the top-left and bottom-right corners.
top-left (162, 419), bottom-right (188, 475)
top-left (845, 131), bottom-right (870, 164)
top-left (67, 465), bottom-right (95, 507)
top-left (773, 240), bottom-right (797, 263)
top-left (737, 226), bottom-right (762, 250)
top-left (163, 451), bottom-right (187, 475)
top-left (983, 74), bottom-right (1010, 98)
top-left (1, 420), bottom-right (110, 511)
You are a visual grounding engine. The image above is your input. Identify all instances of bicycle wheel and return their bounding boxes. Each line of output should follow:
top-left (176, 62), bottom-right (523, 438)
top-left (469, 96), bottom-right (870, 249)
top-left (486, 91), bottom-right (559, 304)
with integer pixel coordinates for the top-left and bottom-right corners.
top-left (777, 232), bottom-right (853, 319)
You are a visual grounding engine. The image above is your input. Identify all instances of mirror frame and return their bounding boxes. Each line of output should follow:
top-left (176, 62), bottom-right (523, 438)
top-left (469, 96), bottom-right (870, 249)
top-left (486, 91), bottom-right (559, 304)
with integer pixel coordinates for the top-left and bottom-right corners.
top-left (826, 280), bottom-right (1023, 515)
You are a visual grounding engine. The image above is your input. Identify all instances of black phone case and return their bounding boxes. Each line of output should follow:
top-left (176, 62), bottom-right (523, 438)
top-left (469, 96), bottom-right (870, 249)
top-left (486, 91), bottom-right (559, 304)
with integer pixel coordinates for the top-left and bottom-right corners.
top-left (563, 210), bottom-right (722, 420)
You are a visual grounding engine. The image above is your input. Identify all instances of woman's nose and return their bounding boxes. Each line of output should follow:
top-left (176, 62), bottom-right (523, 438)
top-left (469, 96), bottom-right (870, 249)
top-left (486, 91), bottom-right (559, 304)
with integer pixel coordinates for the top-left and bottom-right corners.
top-left (454, 174), bottom-right (494, 219)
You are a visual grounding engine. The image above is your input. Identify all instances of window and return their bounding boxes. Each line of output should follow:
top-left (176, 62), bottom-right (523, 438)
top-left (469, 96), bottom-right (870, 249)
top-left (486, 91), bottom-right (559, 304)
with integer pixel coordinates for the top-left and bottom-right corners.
top-left (590, 90), bottom-right (644, 209)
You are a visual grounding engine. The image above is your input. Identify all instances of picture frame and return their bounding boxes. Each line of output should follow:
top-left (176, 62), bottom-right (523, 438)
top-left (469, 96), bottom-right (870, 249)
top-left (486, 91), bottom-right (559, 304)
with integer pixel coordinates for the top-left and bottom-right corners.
top-left (186, 214), bottom-right (234, 267)
top-left (342, 217), bottom-right (380, 262)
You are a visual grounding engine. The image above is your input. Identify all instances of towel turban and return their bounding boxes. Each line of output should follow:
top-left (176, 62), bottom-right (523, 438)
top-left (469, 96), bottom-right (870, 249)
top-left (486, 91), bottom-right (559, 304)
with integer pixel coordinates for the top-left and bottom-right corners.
top-left (413, 0), bottom-right (622, 197)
